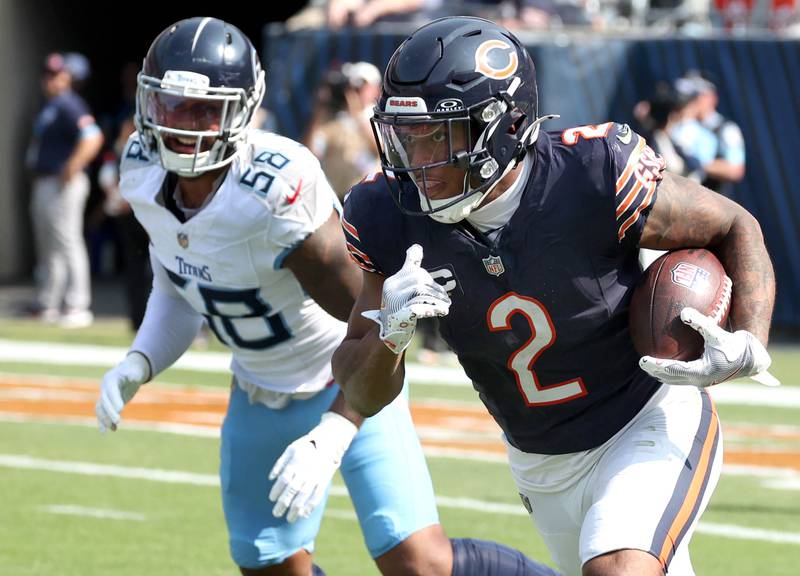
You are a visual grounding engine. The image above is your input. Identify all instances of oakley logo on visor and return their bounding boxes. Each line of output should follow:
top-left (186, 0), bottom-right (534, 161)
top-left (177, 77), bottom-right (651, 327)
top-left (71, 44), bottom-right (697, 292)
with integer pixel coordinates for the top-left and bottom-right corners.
top-left (385, 97), bottom-right (428, 113)
top-left (474, 40), bottom-right (518, 80)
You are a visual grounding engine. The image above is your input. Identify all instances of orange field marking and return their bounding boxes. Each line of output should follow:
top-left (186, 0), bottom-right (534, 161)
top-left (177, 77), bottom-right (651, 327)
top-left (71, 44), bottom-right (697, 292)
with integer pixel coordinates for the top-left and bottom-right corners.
top-left (1, 375), bottom-right (799, 470)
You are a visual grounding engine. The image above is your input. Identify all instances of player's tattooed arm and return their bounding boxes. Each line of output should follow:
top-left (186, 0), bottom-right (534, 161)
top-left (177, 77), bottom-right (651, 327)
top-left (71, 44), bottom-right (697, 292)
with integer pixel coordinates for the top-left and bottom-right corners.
top-left (283, 209), bottom-right (363, 322)
top-left (640, 171), bottom-right (776, 344)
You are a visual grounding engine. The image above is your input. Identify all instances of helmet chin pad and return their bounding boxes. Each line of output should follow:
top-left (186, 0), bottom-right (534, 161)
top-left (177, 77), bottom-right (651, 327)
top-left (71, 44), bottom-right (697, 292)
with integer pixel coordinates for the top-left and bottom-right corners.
top-left (156, 137), bottom-right (230, 177)
top-left (423, 189), bottom-right (486, 224)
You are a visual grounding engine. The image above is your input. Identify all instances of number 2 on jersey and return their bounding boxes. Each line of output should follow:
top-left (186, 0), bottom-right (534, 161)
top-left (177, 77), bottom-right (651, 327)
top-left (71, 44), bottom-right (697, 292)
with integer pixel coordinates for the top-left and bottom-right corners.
top-left (488, 292), bottom-right (586, 406)
top-left (561, 122), bottom-right (613, 146)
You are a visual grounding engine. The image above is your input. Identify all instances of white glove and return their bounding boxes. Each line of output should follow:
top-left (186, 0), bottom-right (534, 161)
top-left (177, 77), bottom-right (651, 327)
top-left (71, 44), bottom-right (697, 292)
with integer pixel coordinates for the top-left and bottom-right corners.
top-left (362, 244), bottom-right (451, 354)
top-left (268, 411), bottom-right (358, 523)
top-left (95, 351), bottom-right (152, 433)
top-left (639, 307), bottom-right (780, 388)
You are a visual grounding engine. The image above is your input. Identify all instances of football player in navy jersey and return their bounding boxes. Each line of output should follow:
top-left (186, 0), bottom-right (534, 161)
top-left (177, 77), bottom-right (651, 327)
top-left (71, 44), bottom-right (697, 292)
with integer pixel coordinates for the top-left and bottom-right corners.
top-left (95, 16), bottom-right (559, 576)
top-left (334, 16), bottom-right (777, 576)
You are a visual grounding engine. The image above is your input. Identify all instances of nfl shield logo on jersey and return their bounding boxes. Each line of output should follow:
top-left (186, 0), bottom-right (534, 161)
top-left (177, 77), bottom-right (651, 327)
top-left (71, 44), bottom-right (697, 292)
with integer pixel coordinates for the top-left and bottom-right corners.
top-left (482, 255), bottom-right (505, 276)
top-left (177, 232), bottom-right (189, 249)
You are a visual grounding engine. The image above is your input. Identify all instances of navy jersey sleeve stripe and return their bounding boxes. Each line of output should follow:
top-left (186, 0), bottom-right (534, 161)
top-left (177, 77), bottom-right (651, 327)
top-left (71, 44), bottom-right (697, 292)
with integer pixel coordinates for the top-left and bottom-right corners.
top-left (341, 214), bottom-right (360, 241)
top-left (612, 133), bottom-right (665, 243)
top-left (341, 209), bottom-right (378, 271)
top-left (345, 241), bottom-right (378, 273)
top-left (342, 178), bottom-right (395, 276)
top-left (618, 179), bottom-right (658, 241)
top-left (614, 135), bottom-right (647, 195)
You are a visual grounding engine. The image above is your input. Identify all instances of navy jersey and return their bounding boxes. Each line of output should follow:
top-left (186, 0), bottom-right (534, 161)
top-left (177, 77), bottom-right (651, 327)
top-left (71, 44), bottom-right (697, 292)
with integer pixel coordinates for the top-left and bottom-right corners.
top-left (29, 91), bottom-right (95, 175)
top-left (343, 123), bottom-right (667, 455)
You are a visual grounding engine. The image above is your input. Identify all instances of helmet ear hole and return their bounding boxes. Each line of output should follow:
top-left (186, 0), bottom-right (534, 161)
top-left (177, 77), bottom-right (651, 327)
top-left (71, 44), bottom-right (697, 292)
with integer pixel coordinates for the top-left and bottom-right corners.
top-left (508, 109), bottom-right (526, 135)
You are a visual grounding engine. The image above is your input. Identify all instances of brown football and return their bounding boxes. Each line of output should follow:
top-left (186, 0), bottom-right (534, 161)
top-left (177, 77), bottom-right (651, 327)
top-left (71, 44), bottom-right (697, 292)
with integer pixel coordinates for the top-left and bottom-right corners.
top-left (629, 249), bottom-right (732, 361)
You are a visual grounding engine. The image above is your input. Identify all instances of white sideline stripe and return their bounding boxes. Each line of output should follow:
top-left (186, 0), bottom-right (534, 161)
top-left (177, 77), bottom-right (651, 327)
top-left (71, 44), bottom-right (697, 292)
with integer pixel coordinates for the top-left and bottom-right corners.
top-left (3, 453), bottom-right (800, 546)
top-left (0, 388), bottom-right (98, 401)
top-left (2, 414), bottom-right (799, 481)
top-left (763, 479), bottom-right (800, 491)
top-left (0, 339), bottom-right (797, 407)
top-left (0, 412), bottom-right (221, 438)
top-left (0, 454), bottom-right (220, 486)
top-left (698, 522), bottom-right (800, 545)
top-left (723, 464), bottom-right (800, 479)
top-left (40, 504), bottom-right (145, 521)
top-left (0, 339), bottom-right (232, 372)
top-left (422, 445), bottom-right (508, 464)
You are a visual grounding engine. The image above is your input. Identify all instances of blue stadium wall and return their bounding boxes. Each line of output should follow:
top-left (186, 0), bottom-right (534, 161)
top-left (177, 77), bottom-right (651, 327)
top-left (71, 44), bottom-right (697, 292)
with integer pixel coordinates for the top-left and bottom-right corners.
top-left (262, 28), bottom-right (800, 329)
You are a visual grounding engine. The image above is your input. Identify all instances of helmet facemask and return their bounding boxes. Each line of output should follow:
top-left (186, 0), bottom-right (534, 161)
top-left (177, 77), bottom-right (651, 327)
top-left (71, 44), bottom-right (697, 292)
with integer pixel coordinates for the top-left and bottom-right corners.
top-left (372, 78), bottom-right (536, 224)
top-left (136, 69), bottom-right (265, 177)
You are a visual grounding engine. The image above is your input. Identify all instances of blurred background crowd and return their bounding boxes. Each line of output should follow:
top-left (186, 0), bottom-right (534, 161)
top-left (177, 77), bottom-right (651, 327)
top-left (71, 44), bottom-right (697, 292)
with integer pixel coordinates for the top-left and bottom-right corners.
top-left (1, 0), bottom-right (797, 352)
top-left (294, 0), bottom-right (800, 32)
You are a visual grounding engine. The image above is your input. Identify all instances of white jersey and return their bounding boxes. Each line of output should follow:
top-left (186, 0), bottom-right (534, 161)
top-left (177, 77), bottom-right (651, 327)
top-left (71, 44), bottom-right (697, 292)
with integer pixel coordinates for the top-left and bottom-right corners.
top-left (120, 130), bottom-right (346, 394)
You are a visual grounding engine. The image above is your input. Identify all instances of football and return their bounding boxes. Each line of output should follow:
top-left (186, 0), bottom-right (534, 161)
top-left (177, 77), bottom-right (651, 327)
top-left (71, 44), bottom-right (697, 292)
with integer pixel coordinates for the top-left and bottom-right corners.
top-left (629, 249), bottom-right (732, 361)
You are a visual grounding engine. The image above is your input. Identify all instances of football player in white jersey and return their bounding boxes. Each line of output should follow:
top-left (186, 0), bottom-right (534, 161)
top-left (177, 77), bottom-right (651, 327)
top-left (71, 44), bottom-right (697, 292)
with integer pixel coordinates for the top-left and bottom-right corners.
top-left (94, 17), bottom-right (559, 576)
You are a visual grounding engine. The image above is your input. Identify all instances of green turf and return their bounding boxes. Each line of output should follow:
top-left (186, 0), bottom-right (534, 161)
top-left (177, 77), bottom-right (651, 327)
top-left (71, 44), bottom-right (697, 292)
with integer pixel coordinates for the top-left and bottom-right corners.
top-left (715, 403), bottom-right (800, 428)
top-left (1, 319), bottom-right (798, 575)
top-left (0, 318), bottom-right (224, 352)
top-left (1, 413), bottom-right (798, 575)
top-left (0, 362), bottom-right (231, 390)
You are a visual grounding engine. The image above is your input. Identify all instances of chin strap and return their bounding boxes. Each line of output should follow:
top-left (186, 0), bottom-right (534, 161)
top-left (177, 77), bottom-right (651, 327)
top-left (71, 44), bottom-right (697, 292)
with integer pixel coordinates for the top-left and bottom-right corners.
top-left (484, 113), bottom-right (560, 196)
top-left (520, 113), bottom-right (560, 149)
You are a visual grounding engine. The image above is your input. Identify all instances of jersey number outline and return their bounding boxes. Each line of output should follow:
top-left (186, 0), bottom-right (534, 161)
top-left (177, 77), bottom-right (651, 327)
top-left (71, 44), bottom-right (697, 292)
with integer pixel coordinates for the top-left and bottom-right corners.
top-left (198, 285), bottom-right (291, 350)
top-left (165, 267), bottom-right (292, 351)
top-left (561, 122), bottom-right (613, 146)
top-left (487, 292), bottom-right (587, 407)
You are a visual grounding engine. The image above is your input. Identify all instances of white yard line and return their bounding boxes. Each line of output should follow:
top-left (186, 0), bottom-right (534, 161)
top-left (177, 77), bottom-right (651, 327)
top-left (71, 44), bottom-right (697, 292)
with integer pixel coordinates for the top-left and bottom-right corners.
top-left (39, 504), bottom-right (145, 521)
top-left (698, 523), bottom-right (800, 545)
top-left (2, 413), bottom-right (799, 485)
top-left (0, 339), bottom-right (796, 407)
top-left (0, 339), bottom-right (232, 372)
top-left (0, 454), bottom-right (220, 486)
top-left (2, 453), bottom-right (798, 545)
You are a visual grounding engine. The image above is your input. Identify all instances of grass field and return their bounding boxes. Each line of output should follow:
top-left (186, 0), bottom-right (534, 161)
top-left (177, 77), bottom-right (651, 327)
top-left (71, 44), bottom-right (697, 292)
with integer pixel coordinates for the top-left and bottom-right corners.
top-left (0, 318), bottom-right (798, 575)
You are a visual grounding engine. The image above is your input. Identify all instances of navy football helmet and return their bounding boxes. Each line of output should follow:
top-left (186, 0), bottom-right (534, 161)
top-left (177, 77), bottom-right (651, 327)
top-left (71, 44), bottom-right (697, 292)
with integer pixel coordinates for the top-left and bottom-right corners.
top-left (135, 17), bottom-right (265, 177)
top-left (372, 17), bottom-right (548, 223)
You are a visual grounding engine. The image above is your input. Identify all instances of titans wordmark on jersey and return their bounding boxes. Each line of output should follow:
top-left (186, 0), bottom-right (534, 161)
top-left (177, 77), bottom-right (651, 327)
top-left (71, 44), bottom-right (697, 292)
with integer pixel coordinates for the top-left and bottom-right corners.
top-left (344, 123), bottom-right (667, 454)
top-left (120, 130), bottom-right (345, 394)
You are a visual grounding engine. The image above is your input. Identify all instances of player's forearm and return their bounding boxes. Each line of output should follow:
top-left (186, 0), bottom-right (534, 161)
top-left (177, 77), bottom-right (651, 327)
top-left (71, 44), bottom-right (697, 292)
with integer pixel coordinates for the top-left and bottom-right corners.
top-left (715, 210), bottom-right (775, 345)
top-left (131, 287), bottom-right (204, 376)
top-left (332, 328), bottom-right (405, 417)
top-left (327, 390), bottom-right (365, 428)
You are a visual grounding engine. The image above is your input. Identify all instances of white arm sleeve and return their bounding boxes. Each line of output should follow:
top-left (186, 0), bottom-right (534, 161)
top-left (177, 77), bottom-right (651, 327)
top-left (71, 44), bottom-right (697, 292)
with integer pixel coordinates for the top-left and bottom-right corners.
top-left (130, 251), bottom-right (204, 376)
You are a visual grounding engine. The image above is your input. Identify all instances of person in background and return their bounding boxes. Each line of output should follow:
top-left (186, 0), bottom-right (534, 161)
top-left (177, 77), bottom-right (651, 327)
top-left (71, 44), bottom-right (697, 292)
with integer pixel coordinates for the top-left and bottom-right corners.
top-left (26, 52), bottom-right (104, 328)
top-left (633, 82), bottom-right (705, 182)
top-left (97, 116), bottom-right (152, 330)
top-left (668, 76), bottom-right (718, 179)
top-left (684, 71), bottom-right (746, 200)
top-left (305, 62), bottom-right (382, 199)
top-left (632, 82), bottom-right (704, 270)
top-left (326, 0), bottom-right (445, 27)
